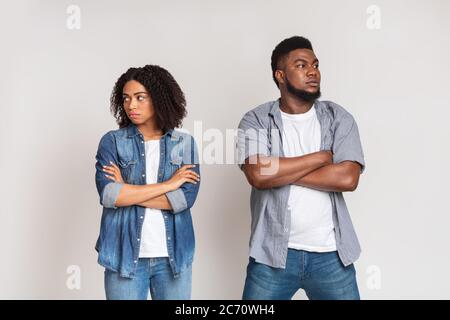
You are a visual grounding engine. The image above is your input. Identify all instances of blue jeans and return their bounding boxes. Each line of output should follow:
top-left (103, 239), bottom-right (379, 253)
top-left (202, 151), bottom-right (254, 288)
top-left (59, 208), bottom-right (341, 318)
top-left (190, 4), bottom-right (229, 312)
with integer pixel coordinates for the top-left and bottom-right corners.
top-left (104, 258), bottom-right (192, 300)
top-left (243, 249), bottom-right (360, 300)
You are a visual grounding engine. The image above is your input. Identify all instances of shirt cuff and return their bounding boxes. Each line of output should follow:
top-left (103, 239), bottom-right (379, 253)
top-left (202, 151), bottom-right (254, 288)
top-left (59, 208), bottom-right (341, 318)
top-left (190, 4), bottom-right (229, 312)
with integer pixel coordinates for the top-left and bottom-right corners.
top-left (102, 182), bottom-right (123, 209)
top-left (166, 188), bottom-right (188, 213)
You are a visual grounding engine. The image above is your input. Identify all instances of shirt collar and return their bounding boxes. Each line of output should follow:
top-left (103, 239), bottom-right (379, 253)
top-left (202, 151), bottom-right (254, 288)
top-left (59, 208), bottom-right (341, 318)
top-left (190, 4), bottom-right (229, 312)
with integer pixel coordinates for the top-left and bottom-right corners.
top-left (126, 124), bottom-right (180, 141)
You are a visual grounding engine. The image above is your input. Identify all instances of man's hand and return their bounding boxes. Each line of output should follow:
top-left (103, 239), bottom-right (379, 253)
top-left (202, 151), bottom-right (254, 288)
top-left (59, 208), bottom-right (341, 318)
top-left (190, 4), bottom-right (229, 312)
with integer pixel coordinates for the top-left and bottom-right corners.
top-left (243, 150), bottom-right (333, 189)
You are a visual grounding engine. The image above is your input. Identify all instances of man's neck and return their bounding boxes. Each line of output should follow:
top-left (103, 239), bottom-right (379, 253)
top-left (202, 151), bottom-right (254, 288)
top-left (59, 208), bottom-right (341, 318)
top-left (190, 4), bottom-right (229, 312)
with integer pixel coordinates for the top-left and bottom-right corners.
top-left (279, 94), bottom-right (315, 114)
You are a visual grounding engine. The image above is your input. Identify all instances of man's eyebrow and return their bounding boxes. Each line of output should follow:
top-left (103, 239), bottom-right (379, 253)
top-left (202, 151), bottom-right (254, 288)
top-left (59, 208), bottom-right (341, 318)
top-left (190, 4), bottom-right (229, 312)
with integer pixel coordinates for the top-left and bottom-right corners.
top-left (293, 58), bottom-right (319, 64)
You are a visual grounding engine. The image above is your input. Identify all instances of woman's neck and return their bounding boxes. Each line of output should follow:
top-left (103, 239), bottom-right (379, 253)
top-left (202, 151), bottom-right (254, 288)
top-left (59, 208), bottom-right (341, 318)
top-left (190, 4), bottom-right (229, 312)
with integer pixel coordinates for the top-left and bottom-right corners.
top-left (137, 122), bottom-right (163, 141)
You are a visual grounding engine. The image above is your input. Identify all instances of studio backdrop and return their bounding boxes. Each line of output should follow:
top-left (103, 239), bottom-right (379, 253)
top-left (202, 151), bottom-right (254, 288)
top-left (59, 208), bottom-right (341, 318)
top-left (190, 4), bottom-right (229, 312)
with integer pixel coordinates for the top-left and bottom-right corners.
top-left (1, 0), bottom-right (449, 299)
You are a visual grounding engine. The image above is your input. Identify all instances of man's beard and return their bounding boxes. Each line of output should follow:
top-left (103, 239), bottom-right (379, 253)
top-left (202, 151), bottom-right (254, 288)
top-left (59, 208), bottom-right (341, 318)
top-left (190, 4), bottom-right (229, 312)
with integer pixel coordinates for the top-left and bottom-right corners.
top-left (285, 76), bottom-right (321, 102)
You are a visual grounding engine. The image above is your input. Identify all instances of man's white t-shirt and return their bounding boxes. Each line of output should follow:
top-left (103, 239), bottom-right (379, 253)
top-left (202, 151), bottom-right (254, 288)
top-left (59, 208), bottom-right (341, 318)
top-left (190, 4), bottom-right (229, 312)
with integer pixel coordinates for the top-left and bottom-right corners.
top-left (138, 140), bottom-right (169, 258)
top-left (280, 105), bottom-right (337, 252)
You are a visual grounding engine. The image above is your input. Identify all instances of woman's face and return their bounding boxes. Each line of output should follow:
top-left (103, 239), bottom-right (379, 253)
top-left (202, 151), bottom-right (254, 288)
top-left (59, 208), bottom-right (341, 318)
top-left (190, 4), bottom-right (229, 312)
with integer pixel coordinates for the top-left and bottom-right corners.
top-left (122, 80), bottom-right (155, 126)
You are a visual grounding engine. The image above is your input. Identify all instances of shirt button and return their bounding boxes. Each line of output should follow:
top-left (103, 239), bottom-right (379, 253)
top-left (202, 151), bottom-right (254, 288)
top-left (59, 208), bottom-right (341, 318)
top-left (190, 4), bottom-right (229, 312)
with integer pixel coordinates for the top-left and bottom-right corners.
top-left (134, 260), bottom-right (137, 263)
top-left (141, 153), bottom-right (144, 157)
top-left (141, 141), bottom-right (144, 143)
top-left (140, 216), bottom-right (144, 219)
top-left (167, 237), bottom-right (171, 240)
top-left (284, 228), bottom-right (289, 232)
top-left (170, 258), bottom-right (174, 262)
top-left (164, 216), bottom-right (168, 219)
top-left (142, 174), bottom-right (145, 177)
top-left (137, 238), bottom-right (140, 242)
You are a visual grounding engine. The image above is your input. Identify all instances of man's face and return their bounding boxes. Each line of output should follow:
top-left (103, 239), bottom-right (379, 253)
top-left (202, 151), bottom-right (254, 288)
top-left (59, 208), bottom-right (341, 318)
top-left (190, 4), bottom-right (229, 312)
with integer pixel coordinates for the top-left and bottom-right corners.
top-left (275, 48), bottom-right (321, 101)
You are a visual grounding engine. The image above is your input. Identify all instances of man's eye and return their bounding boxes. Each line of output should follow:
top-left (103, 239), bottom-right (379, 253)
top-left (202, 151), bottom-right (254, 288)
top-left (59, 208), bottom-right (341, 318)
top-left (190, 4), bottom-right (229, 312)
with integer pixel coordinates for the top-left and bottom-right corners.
top-left (297, 64), bottom-right (305, 68)
top-left (314, 64), bottom-right (319, 69)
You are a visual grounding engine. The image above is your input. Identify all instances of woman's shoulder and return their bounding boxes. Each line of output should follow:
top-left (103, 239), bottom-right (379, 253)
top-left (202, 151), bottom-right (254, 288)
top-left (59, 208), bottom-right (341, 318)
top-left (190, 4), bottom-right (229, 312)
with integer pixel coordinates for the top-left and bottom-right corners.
top-left (170, 129), bottom-right (196, 142)
top-left (98, 127), bottom-right (130, 145)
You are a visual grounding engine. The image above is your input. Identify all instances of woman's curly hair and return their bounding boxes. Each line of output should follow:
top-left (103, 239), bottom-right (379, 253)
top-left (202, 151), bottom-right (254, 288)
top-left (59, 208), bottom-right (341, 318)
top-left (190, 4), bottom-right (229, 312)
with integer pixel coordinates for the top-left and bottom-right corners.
top-left (110, 65), bottom-right (187, 130)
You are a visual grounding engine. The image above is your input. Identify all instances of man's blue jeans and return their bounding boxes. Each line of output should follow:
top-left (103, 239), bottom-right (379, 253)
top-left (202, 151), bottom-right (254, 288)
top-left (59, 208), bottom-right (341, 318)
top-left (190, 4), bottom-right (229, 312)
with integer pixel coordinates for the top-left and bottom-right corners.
top-left (243, 249), bottom-right (360, 300)
top-left (104, 257), bottom-right (192, 300)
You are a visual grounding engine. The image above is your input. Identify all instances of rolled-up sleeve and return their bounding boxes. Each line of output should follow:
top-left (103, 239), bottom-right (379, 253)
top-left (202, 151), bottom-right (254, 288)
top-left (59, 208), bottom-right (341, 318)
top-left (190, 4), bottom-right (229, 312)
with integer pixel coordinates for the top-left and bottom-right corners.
top-left (237, 112), bottom-right (270, 170)
top-left (95, 132), bottom-right (124, 209)
top-left (166, 188), bottom-right (188, 213)
top-left (332, 114), bottom-right (366, 173)
top-left (166, 136), bottom-right (200, 214)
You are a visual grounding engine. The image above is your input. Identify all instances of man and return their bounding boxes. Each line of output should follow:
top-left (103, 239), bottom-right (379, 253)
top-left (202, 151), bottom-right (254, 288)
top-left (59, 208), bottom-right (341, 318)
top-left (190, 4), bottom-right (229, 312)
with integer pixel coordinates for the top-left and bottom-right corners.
top-left (237, 36), bottom-right (365, 300)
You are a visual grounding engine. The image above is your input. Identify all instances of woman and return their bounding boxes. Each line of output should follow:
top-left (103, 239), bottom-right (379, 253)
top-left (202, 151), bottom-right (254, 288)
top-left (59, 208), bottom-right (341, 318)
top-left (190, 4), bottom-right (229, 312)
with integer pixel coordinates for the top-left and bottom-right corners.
top-left (94, 65), bottom-right (200, 300)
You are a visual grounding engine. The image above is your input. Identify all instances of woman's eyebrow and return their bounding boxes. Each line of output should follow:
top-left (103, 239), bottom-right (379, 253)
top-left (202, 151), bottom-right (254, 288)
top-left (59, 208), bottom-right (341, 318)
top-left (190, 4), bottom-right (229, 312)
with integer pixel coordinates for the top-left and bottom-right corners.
top-left (122, 91), bottom-right (148, 96)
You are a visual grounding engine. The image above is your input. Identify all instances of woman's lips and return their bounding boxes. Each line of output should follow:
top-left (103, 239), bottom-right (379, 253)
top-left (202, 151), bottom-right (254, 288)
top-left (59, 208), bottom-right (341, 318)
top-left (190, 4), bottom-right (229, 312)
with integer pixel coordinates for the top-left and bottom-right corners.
top-left (129, 114), bottom-right (139, 118)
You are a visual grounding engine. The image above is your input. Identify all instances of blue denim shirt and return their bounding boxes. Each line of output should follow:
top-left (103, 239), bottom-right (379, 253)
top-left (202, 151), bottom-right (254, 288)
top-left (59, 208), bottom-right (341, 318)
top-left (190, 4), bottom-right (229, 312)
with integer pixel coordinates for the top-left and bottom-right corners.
top-left (237, 99), bottom-right (365, 269)
top-left (94, 124), bottom-right (200, 279)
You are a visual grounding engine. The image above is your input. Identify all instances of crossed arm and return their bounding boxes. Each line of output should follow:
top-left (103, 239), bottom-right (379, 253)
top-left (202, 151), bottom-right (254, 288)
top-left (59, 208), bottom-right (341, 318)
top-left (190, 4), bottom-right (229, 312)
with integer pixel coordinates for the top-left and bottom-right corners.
top-left (242, 152), bottom-right (361, 192)
top-left (102, 163), bottom-right (200, 210)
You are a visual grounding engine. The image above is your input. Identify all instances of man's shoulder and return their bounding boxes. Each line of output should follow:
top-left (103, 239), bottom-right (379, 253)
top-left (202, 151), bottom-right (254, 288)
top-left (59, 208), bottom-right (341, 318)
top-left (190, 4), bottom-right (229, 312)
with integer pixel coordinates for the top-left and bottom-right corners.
top-left (247, 100), bottom-right (277, 116)
top-left (317, 100), bottom-right (356, 125)
top-left (238, 100), bottom-right (278, 128)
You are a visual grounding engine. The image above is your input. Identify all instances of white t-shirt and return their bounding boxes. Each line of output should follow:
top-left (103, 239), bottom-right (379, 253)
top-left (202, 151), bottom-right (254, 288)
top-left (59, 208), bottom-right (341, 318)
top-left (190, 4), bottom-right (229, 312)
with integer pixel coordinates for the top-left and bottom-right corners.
top-left (138, 140), bottom-right (169, 258)
top-left (280, 105), bottom-right (337, 252)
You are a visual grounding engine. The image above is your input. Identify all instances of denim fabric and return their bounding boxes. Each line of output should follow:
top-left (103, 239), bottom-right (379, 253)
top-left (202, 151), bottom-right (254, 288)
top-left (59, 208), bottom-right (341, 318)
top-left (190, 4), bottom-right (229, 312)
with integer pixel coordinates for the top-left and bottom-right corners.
top-left (104, 257), bottom-right (192, 300)
top-left (242, 249), bottom-right (360, 300)
top-left (95, 124), bottom-right (200, 279)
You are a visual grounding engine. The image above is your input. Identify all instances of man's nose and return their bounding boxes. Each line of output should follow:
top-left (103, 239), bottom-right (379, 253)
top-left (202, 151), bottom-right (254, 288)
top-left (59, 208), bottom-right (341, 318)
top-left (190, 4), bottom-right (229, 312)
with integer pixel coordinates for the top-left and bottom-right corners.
top-left (307, 67), bottom-right (318, 77)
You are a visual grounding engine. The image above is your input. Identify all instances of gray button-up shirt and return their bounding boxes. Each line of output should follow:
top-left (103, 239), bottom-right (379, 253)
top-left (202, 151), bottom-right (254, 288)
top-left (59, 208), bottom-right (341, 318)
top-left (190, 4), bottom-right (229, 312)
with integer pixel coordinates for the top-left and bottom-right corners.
top-left (237, 99), bottom-right (365, 268)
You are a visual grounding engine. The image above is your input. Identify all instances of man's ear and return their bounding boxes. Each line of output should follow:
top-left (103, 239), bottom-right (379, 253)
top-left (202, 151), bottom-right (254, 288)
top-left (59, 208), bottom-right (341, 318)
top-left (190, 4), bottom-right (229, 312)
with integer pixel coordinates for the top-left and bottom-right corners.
top-left (275, 70), bottom-right (285, 86)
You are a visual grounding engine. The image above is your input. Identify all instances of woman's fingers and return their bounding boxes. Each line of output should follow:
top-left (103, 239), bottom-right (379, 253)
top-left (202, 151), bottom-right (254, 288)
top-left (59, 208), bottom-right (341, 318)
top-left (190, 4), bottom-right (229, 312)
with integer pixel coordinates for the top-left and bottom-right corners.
top-left (178, 164), bottom-right (196, 172)
top-left (183, 178), bottom-right (198, 184)
top-left (183, 172), bottom-right (200, 181)
top-left (109, 161), bottom-right (120, 170)
top-left (182, 170), bottom-right (199, 177)
top-left (104, 174), bottom-right (116, 181)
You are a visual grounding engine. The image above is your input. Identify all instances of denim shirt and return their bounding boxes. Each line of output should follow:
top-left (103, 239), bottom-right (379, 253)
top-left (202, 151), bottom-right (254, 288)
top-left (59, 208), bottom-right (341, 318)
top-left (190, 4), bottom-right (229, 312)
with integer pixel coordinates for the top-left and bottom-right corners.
top-left (237, 99), bottom-right (365, 269)
top-left (94, 124), bottom-right (200, 279)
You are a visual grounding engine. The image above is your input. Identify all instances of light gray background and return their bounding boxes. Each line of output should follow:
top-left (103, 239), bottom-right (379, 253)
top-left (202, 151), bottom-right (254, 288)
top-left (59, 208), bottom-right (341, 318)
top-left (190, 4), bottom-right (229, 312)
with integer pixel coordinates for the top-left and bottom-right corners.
top-left (1, 0), bottom-right (449, 299)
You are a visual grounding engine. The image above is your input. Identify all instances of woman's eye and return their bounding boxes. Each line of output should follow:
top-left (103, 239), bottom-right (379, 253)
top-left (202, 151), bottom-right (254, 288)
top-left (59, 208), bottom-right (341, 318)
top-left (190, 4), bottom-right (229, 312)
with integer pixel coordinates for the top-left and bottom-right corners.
top-left (123, 97), bottom-right (130, 102)
top-left (137, 96), bottom-right (145, 101)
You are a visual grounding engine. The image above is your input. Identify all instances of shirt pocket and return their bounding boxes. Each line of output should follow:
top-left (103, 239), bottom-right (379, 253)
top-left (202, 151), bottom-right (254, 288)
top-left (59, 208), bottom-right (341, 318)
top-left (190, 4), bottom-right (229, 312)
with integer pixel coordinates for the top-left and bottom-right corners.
top-left (116, 138), bottom-right (138, 183)
top-left (169, 156), bottom-right (182, 176)
top-left (118, 158), bottom-right (137, 183)
top-left (167, 138), bottom-right (185, 175)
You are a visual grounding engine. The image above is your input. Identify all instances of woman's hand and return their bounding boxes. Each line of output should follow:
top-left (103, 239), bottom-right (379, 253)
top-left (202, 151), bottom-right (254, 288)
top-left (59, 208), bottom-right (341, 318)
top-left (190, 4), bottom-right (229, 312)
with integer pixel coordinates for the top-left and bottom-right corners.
top-left (165, 164), bottom-right (200, 191)
top-left (102, 162), bottom-right (125, 183)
